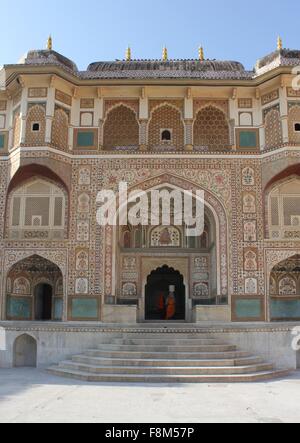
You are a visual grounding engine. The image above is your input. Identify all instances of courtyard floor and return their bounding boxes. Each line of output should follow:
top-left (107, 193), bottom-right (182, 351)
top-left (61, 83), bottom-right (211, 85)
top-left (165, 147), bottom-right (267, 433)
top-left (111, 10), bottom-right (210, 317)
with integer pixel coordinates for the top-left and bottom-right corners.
top-left (0, 368), bottom-right (300, 423)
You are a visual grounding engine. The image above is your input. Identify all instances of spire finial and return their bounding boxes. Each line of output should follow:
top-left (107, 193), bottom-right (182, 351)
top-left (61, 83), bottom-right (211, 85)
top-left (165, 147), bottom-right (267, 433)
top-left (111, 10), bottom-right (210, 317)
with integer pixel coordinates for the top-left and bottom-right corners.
top-left (199, 45), bottom-right (204, 61)
top-left (277, 36), bottom-right (283, 51)
top-left (47, 35), bottom-right (53, 51)
top-left (162, 46), bottom-right (168, 62)
top-left (125, 46), bottom-right (132, 61)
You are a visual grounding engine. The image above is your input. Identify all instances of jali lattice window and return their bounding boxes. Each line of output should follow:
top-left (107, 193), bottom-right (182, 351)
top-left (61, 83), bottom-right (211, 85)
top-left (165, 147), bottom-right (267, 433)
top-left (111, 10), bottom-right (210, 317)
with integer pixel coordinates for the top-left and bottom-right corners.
top-left (9, 180), bottom-right (66, 240)
top-left (269, 178), bottom-right (300, 240)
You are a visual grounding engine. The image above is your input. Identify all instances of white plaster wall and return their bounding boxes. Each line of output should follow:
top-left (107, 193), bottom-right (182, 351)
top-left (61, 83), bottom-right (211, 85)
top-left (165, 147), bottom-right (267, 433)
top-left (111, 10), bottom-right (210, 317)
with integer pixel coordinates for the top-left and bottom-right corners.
top-left (0, 322), bottom-right (298, 370)
top-left (214, 331), bottom-right (297, 370)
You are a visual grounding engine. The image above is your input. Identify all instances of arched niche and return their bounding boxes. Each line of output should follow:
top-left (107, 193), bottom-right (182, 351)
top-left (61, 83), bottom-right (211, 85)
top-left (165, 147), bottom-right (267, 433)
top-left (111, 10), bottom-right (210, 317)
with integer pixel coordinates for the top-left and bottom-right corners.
top-left (13, 334), bottom-right (37, 368)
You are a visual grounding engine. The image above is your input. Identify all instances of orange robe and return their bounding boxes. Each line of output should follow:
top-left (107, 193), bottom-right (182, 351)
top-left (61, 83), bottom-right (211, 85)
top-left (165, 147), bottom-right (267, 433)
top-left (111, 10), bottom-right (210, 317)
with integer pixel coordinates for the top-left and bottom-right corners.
top-left (165, 294), bottom-right (176, 320)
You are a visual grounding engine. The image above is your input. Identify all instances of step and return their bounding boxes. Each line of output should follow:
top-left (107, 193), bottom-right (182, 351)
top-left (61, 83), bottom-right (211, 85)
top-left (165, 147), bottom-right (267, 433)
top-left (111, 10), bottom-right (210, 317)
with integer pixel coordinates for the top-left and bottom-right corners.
top-left (95, 344), bottom-right (237, 352)
top-left (71, 355), bottom-right (263, 368)
top-left (58, 361), bottom-right (274, 376)
top-left (109, 338), bottom-right (224, 346)
top-left (84, 350), bottom-right (250, 360)
top-left (47, 367), bottom-right (292, 383)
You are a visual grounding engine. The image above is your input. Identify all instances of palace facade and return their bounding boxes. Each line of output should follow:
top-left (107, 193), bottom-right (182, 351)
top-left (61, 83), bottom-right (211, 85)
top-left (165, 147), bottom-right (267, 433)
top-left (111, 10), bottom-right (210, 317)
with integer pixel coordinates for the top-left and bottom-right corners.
top-left (0, 39), bottom-right (300, 326)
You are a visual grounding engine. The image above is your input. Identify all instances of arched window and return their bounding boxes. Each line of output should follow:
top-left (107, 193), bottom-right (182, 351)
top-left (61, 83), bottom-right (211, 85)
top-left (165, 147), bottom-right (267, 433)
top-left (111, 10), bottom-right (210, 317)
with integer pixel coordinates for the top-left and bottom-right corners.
top-left (25, 105), bottom-right (46, 146)
top-left (51, 108), bottom-right (69, 150)
top-left (268, 178), bottom-right (300, 240)
top-left (161, 129), bottom-right (172, 142)
top-left (288, 105), bottom-right (300, 144)
top-left (9, 179), bottom-right (66, 240)
top-left (194, 106), bottom-right (230, 151)
top-left (148, 105), bottom-right (184, 151)
top-left (103, 105), bottom-right (139, 150)
top-left (295, 123), bottom-right (300, 132)
top-left (265, 107), bottom-right (283, 149)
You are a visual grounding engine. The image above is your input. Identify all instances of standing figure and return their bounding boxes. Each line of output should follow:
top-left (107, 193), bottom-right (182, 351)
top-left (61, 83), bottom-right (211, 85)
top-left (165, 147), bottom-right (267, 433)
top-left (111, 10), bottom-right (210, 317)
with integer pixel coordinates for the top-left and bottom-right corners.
top-left (165, 287), bottom-right (176, 320)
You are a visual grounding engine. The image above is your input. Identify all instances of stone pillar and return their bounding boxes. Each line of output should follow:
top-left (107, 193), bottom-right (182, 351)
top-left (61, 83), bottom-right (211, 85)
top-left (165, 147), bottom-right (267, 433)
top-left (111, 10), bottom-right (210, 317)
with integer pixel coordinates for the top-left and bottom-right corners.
top-left (68, 127), bottom-right (73, 151)
top-left (69, 98), bottom-right (80, 151)
top-left (99, 119), bottom-right (104, 149)
top-left (229, 119), bottom-right (236, 147)
top-left (139, 96), bottom-right (148, 120)
top-left (62, 276), bottom-right (68, 322)
top-left (139, 96), bottom-right (148, 151)
top-left (7, 98), bottom-right (14, 150)
top-left (45, 87), bottom-right (55, 144)
top-left (281, 117), bottom-right (289, 144)
top-left (254, 98), bottom-right (265, 151)
top-left (95, 98), bottom-right (104, 150)
top-left (229, 98), bottom-right (238, 150)
top-left (0, 271), bottom-right (5, 320)
top-left (229, 97), bottom-right (239, 127)
top-left (259, 126), bottom-right (266, 150)
top-left (184, 119), bottom-right (193, 151)
top-left (139, 119), bottom-right (148, 151)
top-left (279, 87), bottom-right (289, 144)
top-left (20, 88), bottom-right (28, 145)
top-left (184, 96), bottom-right (194, 151)
top-left (45, 117), bottom-right (53, 145)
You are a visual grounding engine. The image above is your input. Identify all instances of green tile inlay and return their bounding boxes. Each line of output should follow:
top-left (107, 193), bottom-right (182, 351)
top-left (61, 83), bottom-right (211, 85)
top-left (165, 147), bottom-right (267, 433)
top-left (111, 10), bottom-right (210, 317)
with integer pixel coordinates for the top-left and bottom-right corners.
top-left (0, 134), bottom-right (5, 149)
top-left (72, 298), bottom-right (98, 319)
top-left (7, 296), bottom-right (31, 319)
top-left (77, 131), bottom-right (95, 148)
top-left (271, 299), bottom-right (300, 319)
top-left (239, 131), bottom-right (257, 148)
top-left (235, 299), bottom-right (261, 319)
top-left (54, 298), bottom-right (63, 321)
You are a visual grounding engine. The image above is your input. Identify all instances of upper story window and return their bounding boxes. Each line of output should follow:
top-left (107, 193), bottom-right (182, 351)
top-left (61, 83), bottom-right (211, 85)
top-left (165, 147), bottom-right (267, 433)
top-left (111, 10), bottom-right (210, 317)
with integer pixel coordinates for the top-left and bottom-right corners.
top-left (32, 122), bottom-right (40, 132)
top-left (294, 123), bottom-right (300, 132)
top-left (161, 129), bottom-right (172, 142)
top-left (9, 179), bottom-right (66, 240)
top-left (269, 178), bottom-right (300, 240)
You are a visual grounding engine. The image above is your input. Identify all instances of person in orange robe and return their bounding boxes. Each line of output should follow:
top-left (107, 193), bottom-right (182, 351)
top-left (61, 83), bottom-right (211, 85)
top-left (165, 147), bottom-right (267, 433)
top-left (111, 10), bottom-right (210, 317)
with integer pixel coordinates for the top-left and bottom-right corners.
top-left (165, 292), bottom-right (176, 320)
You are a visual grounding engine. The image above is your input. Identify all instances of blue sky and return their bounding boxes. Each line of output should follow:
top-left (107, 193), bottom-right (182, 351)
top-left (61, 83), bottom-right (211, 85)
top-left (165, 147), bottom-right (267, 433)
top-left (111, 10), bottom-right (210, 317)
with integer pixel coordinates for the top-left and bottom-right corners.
top-left (1, 0), bottom-right (299, 70)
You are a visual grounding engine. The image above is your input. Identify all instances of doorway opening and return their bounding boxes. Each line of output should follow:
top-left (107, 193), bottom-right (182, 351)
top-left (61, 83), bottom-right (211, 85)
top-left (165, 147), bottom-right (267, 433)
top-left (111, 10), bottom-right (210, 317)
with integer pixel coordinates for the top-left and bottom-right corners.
top-left (13, 334), bottom-right (37, 367)
top-left (145, 265), bottom-right (186, 321)
top-left (35, 284), bottom-right (53, 321)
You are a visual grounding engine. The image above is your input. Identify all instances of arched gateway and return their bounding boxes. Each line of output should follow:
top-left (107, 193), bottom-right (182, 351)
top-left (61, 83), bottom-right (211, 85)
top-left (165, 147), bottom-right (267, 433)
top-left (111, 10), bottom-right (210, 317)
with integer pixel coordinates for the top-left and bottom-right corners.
top-left (109, 175), bottom-right (229, 322)
top-left (145, 266), bottom-right (186, 321)
top-left (5, 255), bottom-right (63, 321)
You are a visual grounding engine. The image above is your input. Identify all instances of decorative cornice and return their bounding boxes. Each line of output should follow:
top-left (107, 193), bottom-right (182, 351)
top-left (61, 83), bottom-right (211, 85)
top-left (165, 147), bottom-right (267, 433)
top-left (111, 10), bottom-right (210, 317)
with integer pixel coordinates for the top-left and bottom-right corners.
top-left (1, 145), bottom-right (300, 162)
top-left (0, 322), bottom-right (298, 335)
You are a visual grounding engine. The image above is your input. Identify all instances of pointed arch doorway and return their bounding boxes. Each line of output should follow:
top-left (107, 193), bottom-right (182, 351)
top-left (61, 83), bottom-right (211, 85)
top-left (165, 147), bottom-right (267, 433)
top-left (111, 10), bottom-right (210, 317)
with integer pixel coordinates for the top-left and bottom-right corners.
top-left (35, 283), bottom-right (53, 321)
top-left (145, 265), bottom-right (186, 321)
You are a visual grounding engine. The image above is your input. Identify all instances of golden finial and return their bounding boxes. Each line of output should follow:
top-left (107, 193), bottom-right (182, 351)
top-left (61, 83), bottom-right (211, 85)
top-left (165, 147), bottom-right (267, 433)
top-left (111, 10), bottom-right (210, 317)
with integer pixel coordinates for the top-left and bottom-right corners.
top-left (162, 46), bottom-right (168, 62)
top-left (125, 46), bottom-right (131, 61)
top-left (277, 36), bottom-right (283, 51)
top-left (47, 35), bottom-right (53, 51)
top-left (199, 46), bottom-right (204, 61)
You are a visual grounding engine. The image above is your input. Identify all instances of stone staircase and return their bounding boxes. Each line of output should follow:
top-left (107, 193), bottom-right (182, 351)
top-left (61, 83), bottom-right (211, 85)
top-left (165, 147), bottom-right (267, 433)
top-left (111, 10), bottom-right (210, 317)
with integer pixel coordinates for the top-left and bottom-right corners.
top-left (47, 333), bottom-right (291, 383)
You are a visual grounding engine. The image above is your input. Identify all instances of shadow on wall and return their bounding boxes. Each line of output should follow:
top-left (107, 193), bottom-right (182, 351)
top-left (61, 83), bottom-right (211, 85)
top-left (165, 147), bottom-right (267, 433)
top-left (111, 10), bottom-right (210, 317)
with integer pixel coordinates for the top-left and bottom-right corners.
top-left (13, 334), bottom-right (37, 368)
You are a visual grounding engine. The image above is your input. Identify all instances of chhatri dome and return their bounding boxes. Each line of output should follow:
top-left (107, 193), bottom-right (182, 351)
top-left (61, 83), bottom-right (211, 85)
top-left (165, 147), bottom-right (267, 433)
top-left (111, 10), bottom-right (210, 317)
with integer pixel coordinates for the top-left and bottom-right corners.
top-left (9, 37), bottom-right (300, 80)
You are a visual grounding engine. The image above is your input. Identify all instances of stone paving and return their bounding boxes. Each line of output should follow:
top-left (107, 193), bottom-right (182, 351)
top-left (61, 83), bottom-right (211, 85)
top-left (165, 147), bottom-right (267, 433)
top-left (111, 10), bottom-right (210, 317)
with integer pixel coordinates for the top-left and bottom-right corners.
top-left (0, 369), bottom-right (300, 423)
